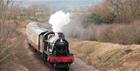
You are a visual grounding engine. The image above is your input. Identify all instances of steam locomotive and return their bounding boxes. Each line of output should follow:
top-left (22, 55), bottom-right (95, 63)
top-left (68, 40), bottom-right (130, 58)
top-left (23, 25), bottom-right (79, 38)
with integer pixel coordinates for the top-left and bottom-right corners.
top-left (26, 22), bottom-right (74, 70)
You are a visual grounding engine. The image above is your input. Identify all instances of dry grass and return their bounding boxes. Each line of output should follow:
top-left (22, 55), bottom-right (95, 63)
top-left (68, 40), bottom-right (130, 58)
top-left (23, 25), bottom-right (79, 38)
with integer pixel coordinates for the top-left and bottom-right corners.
top-left (69, 39), bottom-right (140, 71)
top-left (0, 20), bottom-right (27, 71)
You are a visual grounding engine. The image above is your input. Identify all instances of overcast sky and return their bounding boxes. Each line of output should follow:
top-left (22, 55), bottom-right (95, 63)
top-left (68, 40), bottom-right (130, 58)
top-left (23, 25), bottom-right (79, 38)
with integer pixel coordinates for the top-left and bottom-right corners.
top-left (16, 0), bottom-right (102, 11)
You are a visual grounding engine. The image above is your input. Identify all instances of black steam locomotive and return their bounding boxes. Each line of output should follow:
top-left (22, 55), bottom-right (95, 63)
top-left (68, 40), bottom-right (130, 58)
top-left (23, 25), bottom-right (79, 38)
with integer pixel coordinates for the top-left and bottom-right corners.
top-left (26, 22), bottom-right (74, 70)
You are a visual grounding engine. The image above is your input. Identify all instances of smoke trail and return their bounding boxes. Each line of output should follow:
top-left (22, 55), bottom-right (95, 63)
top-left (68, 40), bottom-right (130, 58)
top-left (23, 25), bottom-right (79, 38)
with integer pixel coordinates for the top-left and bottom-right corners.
top-left (49, 11), bottom-right (71, 33)
top-left (62, 12), bottom-right (96, 40)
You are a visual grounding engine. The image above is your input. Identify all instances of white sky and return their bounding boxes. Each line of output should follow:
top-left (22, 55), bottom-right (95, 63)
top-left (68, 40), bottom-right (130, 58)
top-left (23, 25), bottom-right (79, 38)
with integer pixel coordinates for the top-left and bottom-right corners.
top-left (15, 0), bottom-right (103, 11)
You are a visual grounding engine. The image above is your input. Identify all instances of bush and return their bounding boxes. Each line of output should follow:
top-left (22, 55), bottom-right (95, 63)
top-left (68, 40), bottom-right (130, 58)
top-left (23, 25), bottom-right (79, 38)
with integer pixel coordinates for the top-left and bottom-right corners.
top-left (84, 14), bottom-right (103, 26)
top-left (68, 21), bottom-right (140, 44)
top-left (95, 21), bottom-right (140, 44)
top-left (0, 20), bottom-right (19, 71)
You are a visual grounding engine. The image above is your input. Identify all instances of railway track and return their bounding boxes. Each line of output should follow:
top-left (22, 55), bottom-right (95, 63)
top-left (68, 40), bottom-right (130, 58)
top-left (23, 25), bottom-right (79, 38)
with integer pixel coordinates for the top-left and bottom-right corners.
top-left (13, 39), bottom-right (99, 71)
top-left (26, 40), bottom-right (99, 71)
top-left (23, 40), bottom-right (98, 71)
top-left (14, 22), bottom-right (99, 71)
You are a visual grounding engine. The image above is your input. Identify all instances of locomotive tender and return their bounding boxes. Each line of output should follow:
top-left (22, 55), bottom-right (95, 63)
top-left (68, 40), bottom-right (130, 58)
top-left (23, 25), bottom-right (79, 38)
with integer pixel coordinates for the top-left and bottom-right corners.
top-left (26, 22), bottom-right (74, 70)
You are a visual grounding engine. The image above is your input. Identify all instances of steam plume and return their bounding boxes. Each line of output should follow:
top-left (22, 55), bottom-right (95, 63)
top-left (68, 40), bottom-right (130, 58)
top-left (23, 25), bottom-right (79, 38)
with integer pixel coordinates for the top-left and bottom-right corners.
top-left (49, 11), bottom-right (71, 32)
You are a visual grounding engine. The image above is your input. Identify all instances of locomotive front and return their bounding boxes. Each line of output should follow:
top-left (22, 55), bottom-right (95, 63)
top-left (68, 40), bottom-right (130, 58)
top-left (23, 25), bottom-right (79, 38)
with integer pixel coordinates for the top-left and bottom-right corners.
top-left (47, 33), bottom-right (69, 56)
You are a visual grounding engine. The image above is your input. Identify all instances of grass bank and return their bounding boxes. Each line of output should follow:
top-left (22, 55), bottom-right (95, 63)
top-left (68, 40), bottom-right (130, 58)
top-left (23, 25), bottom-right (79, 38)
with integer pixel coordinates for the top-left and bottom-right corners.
top-left (69, 39), bottom-right (140, 71)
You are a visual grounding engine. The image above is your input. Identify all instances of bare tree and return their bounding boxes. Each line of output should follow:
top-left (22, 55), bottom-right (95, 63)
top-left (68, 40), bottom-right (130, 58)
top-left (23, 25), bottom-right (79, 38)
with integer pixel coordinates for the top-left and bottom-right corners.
top-left (89, 0), bottom-right (140, 23)
top-left (24, 4), bottom-right (50, 21)
top-left (107, 0), bottom-right (140, 22)
top-left (0, 0), bottom-right (17, 65)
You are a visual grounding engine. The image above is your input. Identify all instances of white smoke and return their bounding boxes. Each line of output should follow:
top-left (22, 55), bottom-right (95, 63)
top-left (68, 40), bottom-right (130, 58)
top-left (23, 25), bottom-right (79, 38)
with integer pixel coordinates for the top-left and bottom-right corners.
top-left (49, 11), bottom-right (71, 32)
